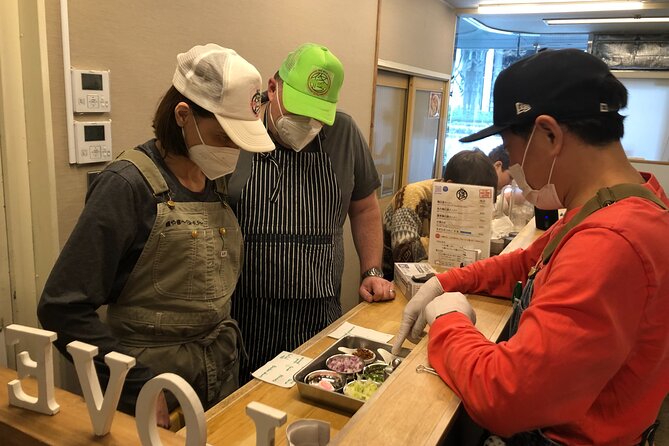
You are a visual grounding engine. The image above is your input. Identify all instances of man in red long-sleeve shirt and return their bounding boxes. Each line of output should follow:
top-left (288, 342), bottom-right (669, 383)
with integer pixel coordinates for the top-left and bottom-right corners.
top-left (392, 49), bottom-right (669, 445)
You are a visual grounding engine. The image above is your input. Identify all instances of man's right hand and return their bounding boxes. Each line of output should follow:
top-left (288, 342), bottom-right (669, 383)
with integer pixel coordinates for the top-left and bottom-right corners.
top-left (391, 276), bottom-right (444, 355)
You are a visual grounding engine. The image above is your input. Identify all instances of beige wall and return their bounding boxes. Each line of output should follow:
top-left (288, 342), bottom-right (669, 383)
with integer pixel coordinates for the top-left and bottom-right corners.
top-left (379, 0), bottom-right (457, 74)
top-left (40, 0), bottom-right (458, 315)
top-left (44, 0), bottom-right (379, 312)
top-left (45, 0), bottom-right (378, 243)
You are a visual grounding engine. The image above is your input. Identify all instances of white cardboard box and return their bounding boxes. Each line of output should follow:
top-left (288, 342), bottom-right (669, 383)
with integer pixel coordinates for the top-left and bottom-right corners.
top-left (393, 262), bottom-right (437, 300)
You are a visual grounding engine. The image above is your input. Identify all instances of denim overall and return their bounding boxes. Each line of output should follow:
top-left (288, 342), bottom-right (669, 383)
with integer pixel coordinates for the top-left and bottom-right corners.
top-left (106, 149), bottom-right (245, 411)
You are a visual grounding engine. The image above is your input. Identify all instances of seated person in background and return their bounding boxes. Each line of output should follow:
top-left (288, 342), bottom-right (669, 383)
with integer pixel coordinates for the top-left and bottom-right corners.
top-left (488, 144), bottom-right (513, 191)
top-left (382, 149), bottom-right (497, 278)
top-left (488, 144), bottom-right (531, 224)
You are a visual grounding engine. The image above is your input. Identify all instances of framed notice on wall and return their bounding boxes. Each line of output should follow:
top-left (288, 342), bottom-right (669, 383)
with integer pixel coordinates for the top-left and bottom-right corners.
top-left (428, 182), bottom-right (494, 269)
top-left (428, 91), bottom-right (441, 118)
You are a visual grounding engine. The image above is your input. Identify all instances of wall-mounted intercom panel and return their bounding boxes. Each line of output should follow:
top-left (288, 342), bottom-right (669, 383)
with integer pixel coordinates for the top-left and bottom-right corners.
top-left (71, 69), bottom-right (110, 113)
top-left (74, 120), bottom-right (112, 164)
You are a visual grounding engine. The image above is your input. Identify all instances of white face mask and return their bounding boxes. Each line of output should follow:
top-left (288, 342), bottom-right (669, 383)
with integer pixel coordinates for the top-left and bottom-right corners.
top-left (185, 118), bottom-right (240, 180)
top-left (507, 126), bottom-right (563, 210)
top-left (269, 100), bottom-right (322, 151)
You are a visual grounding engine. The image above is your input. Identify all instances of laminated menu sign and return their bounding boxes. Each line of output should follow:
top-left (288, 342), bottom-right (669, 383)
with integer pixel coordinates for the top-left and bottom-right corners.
top-left (428, 182), bottom-right (494, 269)
top-left (252, 351), bottom-right (312, 388)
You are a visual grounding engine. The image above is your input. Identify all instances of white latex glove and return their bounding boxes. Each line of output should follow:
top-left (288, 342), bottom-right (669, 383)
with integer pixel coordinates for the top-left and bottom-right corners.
top-left (391, 276), bottom-right (444, 354)
top-left (424, 292), bottom-right (476, 326)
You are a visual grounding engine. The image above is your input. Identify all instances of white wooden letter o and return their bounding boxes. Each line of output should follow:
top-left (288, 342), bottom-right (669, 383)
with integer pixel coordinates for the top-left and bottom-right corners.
top-left (135, 373), bottom-right (206, 446)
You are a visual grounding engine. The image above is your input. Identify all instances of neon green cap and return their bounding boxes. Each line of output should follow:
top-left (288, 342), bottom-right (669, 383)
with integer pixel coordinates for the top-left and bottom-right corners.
top-left (279, 43), bottom-right (344, 126)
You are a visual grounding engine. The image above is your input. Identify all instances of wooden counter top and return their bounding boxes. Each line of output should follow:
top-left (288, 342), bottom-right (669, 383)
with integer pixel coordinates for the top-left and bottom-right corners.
top-left (199, 220), bottom-right (544, 445)
top-left (200, 299), bottom-right (405, 445)
top-left (331, 294), bottom-right (513, 445)
top-left (0, 366), bottom-right (184, 446)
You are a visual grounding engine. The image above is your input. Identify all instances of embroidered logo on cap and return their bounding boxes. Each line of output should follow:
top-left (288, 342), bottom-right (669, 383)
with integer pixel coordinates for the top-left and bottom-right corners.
top-left (515, 102), bottom-right (532, 115)
top-left (251, 90), bottom-right (262, 117)
top-left (307, 69), bottom-right (332, 96)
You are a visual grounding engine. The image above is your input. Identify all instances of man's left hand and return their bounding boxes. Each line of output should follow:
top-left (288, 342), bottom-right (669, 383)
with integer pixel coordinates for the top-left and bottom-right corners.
top-left (424, 292), bottom-right (476, 326)
top-left (359, 277), bottom-right (396, 302)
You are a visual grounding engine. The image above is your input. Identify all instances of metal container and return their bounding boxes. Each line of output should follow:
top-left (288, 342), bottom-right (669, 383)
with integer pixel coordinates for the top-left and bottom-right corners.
top-left (294, 335), bottom-right (411, 414)
top-left (361, 361), bottom-right (387, 383)
top-left (325, 353), bottom-right (364, 375)
top-left (343, 379), bottom-right (381, 401)
top-left (303, 369), bottom-right (346, 392)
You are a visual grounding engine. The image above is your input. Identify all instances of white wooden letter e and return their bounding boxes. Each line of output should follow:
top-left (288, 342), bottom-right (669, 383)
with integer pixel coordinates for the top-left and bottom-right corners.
top-left (5, 324), bottom-right (60, 415)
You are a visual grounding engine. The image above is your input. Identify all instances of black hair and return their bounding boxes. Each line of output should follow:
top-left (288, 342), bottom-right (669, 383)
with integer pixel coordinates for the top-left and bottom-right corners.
top-left (488, 144), bottom-right (509, 170)
top-left (152, 86), bottom-right (214, 157)
top-left (510, 74), bottom-right (628, 146)
top-left (442, 149), bottom-right (498, 198)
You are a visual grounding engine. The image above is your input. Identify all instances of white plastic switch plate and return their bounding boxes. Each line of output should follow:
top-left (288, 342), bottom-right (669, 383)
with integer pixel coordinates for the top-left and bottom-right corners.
top-left (74, 120), bottom-right (112, 164)
top-left (72, 69), bottom-right (110, 113)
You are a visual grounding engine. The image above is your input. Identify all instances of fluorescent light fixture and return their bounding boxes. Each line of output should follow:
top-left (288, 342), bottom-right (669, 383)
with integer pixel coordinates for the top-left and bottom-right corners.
top-left (544, 16), bottom-right (669, 24)
top-left (462, 17), bottom-right (542, 35)
top-left (478, 1), bottom-right (644, 14)
top-left (462, 17), bottom-right (516, 35)
top-left (481, 0), bottom-right (613, 4)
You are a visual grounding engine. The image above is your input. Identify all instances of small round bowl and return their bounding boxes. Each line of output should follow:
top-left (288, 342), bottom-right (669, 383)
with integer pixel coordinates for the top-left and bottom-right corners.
top-left (303, 369), bottom-right (346, 392)
top-left (351, 347), bottom-right (376, 365)
top-left (361, 361), bottom-right (387, 383)
top-left (343, 379), bottom-right (380, 401)
top-left (325, 354), bottom-right (365, 374)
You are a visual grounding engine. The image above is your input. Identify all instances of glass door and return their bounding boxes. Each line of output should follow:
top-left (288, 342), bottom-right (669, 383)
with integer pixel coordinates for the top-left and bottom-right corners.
top-left (371, 71), bottom-right (449, 201)
top-left (403, 77), bottom-right (448, 185)
top-left (372, 71), bottom-right (408, 203)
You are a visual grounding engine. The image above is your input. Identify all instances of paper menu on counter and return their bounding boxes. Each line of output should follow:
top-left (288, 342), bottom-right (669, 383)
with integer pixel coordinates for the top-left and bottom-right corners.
top-left (252, 351), bottom-right (312, 388)
top-left (428, 182), bottom-right (494, 269)
top-left (327, 322), bottom-right (394, 344)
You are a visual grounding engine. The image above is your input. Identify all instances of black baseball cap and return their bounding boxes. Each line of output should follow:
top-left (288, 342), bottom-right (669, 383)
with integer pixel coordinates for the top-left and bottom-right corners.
top-left (460, 49), bottom-right (624, 142)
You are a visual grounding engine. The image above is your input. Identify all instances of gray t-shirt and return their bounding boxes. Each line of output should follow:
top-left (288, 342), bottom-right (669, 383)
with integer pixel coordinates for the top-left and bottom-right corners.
top-left (227, 110), bottom-right (380, 219)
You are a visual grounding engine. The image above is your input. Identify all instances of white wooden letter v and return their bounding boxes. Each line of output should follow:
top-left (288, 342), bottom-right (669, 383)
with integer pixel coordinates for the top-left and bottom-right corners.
top-left (67, 340), bottom-right (136, 436)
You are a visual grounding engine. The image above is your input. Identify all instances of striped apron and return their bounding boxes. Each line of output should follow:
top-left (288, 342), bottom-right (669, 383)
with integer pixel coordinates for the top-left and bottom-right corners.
top-left (232, 142), bottom-right (344, 383)
top-left (106, 149), bottom-right (244, 412)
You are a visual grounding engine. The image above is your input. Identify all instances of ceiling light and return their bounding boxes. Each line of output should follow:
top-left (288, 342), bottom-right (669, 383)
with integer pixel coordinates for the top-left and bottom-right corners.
top-left (463, 17), bottom-right (542, 35)
top-left (480, 0), bottom-right (614, 4)
top-left (544, 16), bottom-right (669, 24)
top-left (462, 17), bottom-right (516, 35)
top-left (478, 1), bottom-right (645, 14)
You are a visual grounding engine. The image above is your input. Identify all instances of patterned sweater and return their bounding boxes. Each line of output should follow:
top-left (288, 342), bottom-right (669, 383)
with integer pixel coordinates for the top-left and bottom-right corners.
top-left (382, 179), bottom-right (436, 277)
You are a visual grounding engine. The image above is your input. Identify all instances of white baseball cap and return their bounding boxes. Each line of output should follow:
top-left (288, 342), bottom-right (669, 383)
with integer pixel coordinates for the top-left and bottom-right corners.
top-left (172, 43), bottom-right (274, 153)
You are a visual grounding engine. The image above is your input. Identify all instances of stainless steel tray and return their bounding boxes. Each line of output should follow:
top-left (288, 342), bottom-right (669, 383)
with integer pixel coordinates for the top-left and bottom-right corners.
top-left (294, 335), bottom-right (411, 414)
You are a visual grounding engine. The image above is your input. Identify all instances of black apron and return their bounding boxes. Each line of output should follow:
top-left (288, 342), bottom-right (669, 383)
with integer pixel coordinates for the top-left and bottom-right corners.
top-left (231, 139), bottom-right (345, 383)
